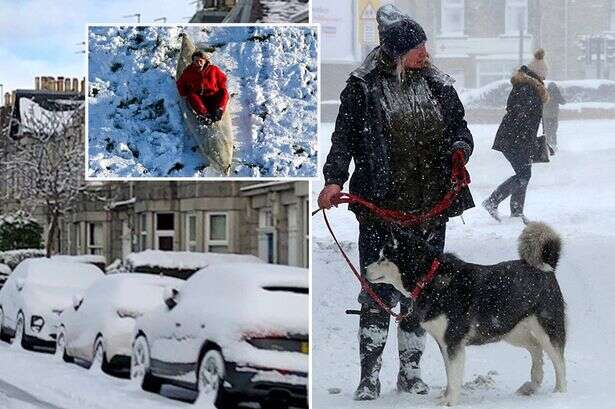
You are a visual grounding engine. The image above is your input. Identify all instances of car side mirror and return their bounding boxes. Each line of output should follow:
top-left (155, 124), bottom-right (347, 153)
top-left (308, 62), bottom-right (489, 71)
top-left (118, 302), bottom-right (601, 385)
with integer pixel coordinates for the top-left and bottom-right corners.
top-left (163, 287), bottom-right (179, 310)
top-left (15, 278), bottom-right (25, 291)
top-left (72, 294), bottom-right (84, 311)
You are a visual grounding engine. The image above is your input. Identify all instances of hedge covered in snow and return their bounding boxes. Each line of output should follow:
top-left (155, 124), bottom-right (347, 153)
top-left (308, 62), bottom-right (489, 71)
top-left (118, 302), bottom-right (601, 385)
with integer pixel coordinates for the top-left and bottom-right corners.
top-left (0, 211), bottom-right (43, 252)
top-left (0, 249), bottom-right (46, 269)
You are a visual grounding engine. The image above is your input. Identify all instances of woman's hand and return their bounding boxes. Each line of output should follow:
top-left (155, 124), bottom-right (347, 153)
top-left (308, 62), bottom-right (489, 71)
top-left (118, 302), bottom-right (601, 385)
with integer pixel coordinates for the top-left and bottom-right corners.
top-left (318, 184), bottom-right (342, 209)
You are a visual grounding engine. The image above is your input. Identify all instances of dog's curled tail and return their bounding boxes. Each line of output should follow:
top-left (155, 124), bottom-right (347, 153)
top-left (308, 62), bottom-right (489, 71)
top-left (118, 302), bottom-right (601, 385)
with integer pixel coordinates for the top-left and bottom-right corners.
top-left (518, 222), bottom-right (561, 272)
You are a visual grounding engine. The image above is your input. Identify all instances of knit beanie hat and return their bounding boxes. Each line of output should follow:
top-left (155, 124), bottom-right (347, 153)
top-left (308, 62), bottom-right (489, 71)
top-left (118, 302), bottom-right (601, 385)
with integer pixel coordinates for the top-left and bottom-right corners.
top-left (377, 4), bottom-right (427, 59)
top-left (527, 48), bottom-right (549, 79)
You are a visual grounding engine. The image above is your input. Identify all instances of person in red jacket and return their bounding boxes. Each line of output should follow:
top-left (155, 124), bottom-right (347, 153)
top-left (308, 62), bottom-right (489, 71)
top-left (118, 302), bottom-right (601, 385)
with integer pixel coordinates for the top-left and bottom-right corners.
top-left (176, 50), bottom-right (229, 124)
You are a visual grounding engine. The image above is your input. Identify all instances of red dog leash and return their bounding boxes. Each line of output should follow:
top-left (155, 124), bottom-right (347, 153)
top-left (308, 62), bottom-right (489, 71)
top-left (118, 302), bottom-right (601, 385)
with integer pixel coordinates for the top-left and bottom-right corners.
top-left (314, 151), bottom-right (469, 321)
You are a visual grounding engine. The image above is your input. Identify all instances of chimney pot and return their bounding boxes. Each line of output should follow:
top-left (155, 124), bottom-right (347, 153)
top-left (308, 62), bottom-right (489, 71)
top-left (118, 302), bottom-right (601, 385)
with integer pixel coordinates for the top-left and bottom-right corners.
top-left (35, 77), bottom-right (41, 90)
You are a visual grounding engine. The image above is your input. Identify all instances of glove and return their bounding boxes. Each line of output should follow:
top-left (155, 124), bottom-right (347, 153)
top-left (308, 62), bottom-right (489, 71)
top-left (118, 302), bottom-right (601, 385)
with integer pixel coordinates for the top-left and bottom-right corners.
top-left (451, 149), bottom-right (470, 186)
top-left (212, 108), bottom-right (224, 122)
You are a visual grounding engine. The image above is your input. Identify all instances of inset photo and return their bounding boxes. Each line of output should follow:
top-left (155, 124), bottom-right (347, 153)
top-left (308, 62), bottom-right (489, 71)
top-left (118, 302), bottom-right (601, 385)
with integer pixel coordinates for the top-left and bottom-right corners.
top-left (87, 25), bottom-right (318, 178)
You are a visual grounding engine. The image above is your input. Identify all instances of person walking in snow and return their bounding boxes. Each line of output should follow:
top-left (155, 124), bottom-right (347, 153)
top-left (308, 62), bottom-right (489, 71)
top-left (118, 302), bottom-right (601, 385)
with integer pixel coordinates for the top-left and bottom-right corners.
top-left (483, 49), bottom-right (550, 224)
top-left (176, 50), bottom-right (229, 125)
top-left (543, 81), bottom-right (566, 154)
top-left (317, 5), bottom-right (474, 401)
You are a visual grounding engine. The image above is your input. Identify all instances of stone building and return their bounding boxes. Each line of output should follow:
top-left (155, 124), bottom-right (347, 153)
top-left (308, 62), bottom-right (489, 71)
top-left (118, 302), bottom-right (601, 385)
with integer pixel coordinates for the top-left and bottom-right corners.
top-left (60, 181), bottom-right (310, 268)
top-left (316, 0), bottom-right (615, 121)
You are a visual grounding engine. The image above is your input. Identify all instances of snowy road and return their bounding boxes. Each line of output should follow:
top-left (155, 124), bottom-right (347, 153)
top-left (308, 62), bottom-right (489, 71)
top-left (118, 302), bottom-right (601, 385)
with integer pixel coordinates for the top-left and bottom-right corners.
top-left (312, 119), bottom-right (615, 408)
top-left (0, 342), bottom-right (197, 409)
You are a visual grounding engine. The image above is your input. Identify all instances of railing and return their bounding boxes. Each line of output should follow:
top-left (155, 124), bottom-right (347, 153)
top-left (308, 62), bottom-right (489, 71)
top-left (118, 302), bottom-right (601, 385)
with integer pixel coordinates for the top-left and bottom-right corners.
top-left (222, 0), bottom-right (254, 23)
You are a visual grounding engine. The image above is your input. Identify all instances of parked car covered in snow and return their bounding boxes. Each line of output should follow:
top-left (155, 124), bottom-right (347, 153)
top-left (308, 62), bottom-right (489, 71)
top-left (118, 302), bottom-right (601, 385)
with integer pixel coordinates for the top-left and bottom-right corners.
top-left (125, 250), bottom-right (264, 279)
top-left (0, 259), bottom-right (104, 349)
top-left (0, 264), bottom-right (11, 289)
top-left (56, 273), bottom-right (184, 374)
top-left (131, 262), bottom-right (308, 408)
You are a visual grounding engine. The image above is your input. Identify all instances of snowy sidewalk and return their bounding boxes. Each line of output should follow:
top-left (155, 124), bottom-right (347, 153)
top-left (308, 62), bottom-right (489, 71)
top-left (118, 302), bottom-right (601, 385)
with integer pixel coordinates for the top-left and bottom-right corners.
top-left (312, 120), bottom-right (615, 408)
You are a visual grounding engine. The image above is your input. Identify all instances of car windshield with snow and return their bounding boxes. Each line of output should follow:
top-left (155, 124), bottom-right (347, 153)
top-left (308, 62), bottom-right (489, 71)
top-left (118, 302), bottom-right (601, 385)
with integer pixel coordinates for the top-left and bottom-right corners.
top-left (56, 273), bottom-right (184, 375)
top-left (131, 262), bottom-right (308, 408)
top-left (0, 258), bottom-right (104, 350)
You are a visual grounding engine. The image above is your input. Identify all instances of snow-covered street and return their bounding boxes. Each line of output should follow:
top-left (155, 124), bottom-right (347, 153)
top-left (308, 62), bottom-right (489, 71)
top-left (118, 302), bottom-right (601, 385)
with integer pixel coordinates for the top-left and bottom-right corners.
top-left (312, 119), bottom-right (615, 408)
top-left (0, 341), bottom-right (196, 408)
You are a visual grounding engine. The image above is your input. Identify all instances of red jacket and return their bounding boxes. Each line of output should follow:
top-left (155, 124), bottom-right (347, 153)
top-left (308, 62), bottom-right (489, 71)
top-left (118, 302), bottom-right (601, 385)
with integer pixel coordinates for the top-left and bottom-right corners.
top-left (176, 63), bottom-right (229, 110)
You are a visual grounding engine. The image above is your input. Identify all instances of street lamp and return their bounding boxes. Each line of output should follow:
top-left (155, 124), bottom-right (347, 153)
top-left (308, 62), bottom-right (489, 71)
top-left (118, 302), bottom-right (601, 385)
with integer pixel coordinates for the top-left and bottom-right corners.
top-left (123, 13), bottom-right (141, 23)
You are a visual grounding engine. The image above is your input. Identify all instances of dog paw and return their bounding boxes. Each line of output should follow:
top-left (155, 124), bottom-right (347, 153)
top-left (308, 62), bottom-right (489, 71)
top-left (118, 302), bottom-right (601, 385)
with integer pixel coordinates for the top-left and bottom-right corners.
top-left (552, 385), bottom-right (567, 393)
top-left (516, 381), bottom-right (538, 396)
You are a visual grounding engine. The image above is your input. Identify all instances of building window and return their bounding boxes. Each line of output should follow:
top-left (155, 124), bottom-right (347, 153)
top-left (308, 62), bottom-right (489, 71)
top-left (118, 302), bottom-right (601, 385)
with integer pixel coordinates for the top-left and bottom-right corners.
top-left (155, 213), bottom-right (175, 251)
top-left (287, 205), bottom-right (300, 266)
top-left (140, 213), bottom-right (148, 251)
top-left (476, 60), bottom-right (516, 87)
top-left (441, 0), bottom-right (464, 36)
top-left (258, 209), bottom-right (277, 264)
top-left (206, 213), bottom-right (228, 253)
top-left (87, 223), bottom-right (103, 255)
top-left (186, 213), bottom-right (197, 252)
top-left (505, 0), bottom-right (528, 34)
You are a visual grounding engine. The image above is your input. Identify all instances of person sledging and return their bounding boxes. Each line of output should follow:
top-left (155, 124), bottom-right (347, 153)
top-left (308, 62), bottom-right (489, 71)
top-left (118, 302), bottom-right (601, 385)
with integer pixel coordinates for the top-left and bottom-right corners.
top-left (176, 50), bottom-right (229, 125)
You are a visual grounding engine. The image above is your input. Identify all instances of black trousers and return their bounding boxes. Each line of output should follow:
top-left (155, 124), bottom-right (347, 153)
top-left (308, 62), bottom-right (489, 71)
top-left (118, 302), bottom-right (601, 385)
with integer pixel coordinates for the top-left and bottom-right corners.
top-left (487, 151), bottom-right (532, 216)
top-left (356, 218), bottom-right (446, 385)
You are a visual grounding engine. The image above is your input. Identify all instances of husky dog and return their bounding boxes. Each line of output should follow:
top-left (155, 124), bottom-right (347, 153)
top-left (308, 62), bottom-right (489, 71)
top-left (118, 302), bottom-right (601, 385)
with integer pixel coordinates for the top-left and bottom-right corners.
top-left (365, 222), bottom-right (566, 406)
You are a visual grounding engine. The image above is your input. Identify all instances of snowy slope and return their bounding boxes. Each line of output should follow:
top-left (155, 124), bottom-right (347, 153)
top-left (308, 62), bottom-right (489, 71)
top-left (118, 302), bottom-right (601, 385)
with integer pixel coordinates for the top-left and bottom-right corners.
top-left (312, 120), bottom-right (615, 408)
top-left (88, 25), bottom-right (318, 177)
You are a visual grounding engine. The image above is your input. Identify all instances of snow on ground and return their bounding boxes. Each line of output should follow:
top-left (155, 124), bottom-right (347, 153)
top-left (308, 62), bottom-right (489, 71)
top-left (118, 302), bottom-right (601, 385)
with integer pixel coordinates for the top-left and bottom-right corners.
top-left (88, 25), bottom-right (318, 177)
top-left (259, 0), bottom-right (308, 22)
top-left (312, 119), bottom-right (615, 408)
top-left (0, 341), bottom-right (199, 408)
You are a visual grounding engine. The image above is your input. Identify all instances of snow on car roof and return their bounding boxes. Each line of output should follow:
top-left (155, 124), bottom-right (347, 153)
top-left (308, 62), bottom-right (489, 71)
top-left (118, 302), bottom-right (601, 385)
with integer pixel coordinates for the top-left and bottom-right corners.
top-left (191, 262), bottom-right (308, 290)
top-left (85, 273), bottom-right (184, 308)
top-left (17, 258), bottom-right (104, 286)
top-left (51, 255), bottom-right (107, 265)
top-left (125, 250), bottom-right (264, 271)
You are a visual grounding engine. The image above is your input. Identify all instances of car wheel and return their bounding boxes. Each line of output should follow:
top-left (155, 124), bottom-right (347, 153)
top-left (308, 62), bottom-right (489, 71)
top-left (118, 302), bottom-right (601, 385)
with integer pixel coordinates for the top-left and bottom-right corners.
top-left (197, 349), bottom-right (233, 407)
top-left (0, 308), bottom-right (8, 343)
top-left (13, 313), bottom-right (32, 350)
top-left (91, 337), bottom-right (109, 374)
top-left (131, 335), bottom-right (162, 393)
top-left (55, 326), bottom-right (74, 363)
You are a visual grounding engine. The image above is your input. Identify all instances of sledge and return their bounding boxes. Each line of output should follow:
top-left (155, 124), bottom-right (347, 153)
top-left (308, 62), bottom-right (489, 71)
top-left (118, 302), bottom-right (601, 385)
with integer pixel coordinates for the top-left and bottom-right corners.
top-left (175, 33), bottom-right (234, 175)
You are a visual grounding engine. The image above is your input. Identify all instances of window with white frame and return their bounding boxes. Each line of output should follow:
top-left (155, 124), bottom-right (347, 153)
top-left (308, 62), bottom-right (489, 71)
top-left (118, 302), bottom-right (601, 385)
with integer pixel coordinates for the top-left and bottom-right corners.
top-left (477, 60), bottom-right (516, 87)
top-left (206, 213), bottom-right (229, 253)
top-left (287, 205), bottom-right (300, 266)
top-left (186, 213), bottom-right (197, 252)
top-left (140, 213), bottom-right (148, 251)
top-left (87, 223), bottom-right (103, 255)
top-left (155, 213), bottom-right (175, 251)
top-left (505, 0), bottom-right (528, 34)
top-left (258, 208), bottom-right (277, 264)
top-left (441, 0), bottom-right (465, 36)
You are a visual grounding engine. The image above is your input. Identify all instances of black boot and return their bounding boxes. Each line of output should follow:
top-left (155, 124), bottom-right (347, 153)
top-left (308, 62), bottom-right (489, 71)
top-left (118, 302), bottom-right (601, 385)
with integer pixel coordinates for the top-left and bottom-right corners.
top-left (397, 309), bottom-right (429, 395)
top-left (354, 306), bottom-right (390, 401)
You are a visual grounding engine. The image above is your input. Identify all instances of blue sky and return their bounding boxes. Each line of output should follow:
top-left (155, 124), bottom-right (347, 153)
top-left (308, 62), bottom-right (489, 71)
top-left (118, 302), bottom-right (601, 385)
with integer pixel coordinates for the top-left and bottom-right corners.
top-left (0, 0), bottom-right (195, 96)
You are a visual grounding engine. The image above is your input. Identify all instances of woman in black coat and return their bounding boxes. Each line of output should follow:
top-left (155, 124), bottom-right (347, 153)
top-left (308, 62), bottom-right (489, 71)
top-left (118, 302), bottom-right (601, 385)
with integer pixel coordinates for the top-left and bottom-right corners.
top-left (483, 65), bottom-right (549, 223)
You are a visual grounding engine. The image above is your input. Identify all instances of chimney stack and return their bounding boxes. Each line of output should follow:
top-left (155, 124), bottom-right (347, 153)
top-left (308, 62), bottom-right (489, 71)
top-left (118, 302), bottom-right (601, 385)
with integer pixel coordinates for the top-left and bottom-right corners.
top-left (81, 78), bottom-right (85, 94)
top-left (35, 77), bottom-right (41, 90)
top-left (72, 78), bottom-right (79, 92)
top-left (4, 92), bottom-right (11, 107)
top-left (64, 78), bottom-right (71, 92)
top-left (57, 76), bottom-right (64, 92)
